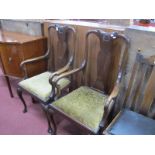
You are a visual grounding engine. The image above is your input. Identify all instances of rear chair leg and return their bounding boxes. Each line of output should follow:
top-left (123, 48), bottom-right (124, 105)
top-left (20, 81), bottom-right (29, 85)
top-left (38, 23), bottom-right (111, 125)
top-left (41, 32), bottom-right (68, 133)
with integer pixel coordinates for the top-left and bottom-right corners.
top-left (31, 97), bottom-right (38, 104)
top-left (5, 75), bottom-right (14, 98)
top-left (17, 87), bottom-right (27, 113)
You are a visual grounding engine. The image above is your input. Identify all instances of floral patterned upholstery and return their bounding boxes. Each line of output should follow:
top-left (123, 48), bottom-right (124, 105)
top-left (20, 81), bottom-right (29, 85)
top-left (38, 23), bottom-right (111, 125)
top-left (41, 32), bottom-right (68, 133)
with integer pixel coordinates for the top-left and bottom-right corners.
top-left (19, 72), bottom-right (70, 102)
top-left (52, 86), bottom-right (108, 132)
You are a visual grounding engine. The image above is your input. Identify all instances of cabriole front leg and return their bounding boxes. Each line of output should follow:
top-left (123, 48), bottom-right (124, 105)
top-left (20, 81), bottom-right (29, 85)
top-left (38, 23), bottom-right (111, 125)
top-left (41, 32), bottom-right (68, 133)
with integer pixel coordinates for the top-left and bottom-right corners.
top-left (47, 112), bottom-right (54, 134)
top-left (50, 111), bottom-right (57, 135)
top-left (46, 108), bottom-right (57, 135)
top-left (17, 87), bottom-right (27, 113)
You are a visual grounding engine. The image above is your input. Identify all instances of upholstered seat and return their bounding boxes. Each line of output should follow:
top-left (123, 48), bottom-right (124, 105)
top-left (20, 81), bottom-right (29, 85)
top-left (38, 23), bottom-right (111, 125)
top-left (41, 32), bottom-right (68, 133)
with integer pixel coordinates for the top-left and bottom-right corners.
top-left (19, 72), bottom-right (70, 102)
top-left (52, 86), bottom-right (108, 133)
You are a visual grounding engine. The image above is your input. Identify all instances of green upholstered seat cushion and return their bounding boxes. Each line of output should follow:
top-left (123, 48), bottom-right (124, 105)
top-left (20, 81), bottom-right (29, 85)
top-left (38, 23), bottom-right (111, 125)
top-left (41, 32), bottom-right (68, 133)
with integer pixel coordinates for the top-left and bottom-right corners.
top-left (52, 86), bottom-right (108, 133)
top-left (18, 71), bottom-right (70, 102)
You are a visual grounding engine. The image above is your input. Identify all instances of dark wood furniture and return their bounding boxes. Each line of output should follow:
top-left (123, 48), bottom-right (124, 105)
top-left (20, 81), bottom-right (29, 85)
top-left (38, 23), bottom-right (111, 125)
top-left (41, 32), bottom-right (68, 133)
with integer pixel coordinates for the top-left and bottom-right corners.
top-left (17, 24), bottom-right (76, 134)
top-left (103, 53), bottom-right (155, 135)
top-left (47, 30), bottom-right (129, 135)
top-left (0, 30), bottom-right (47, 97)
top-left (44, 20), bottom-right (125, 88)
top-left (103, 109), bottom-right (155, 135)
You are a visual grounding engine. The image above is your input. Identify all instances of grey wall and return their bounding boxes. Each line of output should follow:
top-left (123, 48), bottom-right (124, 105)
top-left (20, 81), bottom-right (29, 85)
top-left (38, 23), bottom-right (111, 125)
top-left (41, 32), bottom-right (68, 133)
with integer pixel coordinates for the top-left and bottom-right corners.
top-left (107, 19), bottom-right (131, 26)
top-left (125, 25), bottom-right (155, 73)
top-left (0, 19), bottom-right (44, 36)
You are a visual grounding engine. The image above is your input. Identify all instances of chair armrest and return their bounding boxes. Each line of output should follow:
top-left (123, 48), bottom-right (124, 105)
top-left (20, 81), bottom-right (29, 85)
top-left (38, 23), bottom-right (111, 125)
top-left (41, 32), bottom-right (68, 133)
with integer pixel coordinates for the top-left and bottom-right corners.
top-left (99, 83), bottom-right (120, 128)
top-left (49, 60), bottom-right (86, 100)
top-left (51, 60), bottom-right (86, 84)
top-left (49, 55), bottom-right (74, 81)
top-left (20, 49), bottom-right (50, 78)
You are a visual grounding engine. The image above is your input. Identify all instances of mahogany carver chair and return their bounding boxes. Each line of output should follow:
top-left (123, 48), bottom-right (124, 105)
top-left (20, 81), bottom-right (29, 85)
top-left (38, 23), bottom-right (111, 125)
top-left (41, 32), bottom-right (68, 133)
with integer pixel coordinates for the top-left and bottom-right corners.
top-left (17, 24), bottom-right (76, 114)
top-left (47, 30), bottom-right (129, 134)
top-left (103, 52), bottom-right (155, 135)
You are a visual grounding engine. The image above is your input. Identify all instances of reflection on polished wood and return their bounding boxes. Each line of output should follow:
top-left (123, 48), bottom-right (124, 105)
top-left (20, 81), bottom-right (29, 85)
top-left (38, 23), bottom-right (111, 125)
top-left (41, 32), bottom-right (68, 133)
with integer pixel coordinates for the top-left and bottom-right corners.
top-left (0, 30), bottom-right (45, 44)
top-left (0, 30), bottom-right (47, 97)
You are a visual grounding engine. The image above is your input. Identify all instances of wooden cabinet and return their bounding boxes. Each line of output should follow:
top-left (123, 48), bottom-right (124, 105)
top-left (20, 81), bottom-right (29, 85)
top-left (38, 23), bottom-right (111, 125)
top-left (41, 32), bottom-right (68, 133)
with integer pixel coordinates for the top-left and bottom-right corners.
top-left (0, 30), bottom-right (47, 96)
top-left (0, 30), bottom-right (47, 77)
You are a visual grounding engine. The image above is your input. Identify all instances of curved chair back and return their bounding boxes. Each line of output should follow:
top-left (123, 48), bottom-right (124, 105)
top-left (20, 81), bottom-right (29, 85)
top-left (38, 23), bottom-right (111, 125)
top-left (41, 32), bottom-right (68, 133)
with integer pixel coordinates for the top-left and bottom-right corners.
top-left (84, 30), bottom-right (129, 94)
top-left (47, 24), bottom-right (76, 71)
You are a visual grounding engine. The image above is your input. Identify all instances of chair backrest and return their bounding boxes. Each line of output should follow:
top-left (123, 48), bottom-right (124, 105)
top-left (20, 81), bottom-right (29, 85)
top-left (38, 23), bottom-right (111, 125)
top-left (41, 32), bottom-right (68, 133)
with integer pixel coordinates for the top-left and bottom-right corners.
top-left (116, 52), bottom-right (155, 118)
top-left (47, 24), bottom-right (76, 71)
top-left (84, 30), bottom-right (129, 95)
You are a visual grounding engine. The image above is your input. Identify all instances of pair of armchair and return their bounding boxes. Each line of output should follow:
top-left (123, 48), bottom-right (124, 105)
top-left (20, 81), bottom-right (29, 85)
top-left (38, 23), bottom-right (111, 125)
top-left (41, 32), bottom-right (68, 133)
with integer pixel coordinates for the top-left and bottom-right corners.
top-left (46, 30), bottom-right (129, 134)
top-left (17, 24), bottom-right (131, 134)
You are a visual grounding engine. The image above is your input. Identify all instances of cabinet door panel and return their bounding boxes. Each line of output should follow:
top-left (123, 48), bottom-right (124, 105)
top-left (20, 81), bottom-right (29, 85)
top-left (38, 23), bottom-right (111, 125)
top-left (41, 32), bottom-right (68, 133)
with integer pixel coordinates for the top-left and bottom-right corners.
top-left (0, 44), bottom-right (23, 77)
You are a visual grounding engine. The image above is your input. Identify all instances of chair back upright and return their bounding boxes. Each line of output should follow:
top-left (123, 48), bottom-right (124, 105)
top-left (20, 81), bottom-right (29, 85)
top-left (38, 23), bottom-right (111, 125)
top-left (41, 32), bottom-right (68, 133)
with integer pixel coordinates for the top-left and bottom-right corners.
top-left (47, 24), bottom-right (76, 72)
top-left (84, 30), bottom-right (129, 95)
top-left (117, 52), bottom-right (155, 118)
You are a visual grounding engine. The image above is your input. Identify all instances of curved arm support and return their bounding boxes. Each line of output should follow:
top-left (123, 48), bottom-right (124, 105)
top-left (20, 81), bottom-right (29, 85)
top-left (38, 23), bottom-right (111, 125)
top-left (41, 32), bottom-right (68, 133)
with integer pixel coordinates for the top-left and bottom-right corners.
top-left (20, 49), bottom-right (50, 78)
top-left (49, 59), bottom-right (86, 100)
top-left (49, 55), bottom-right (74, 81)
